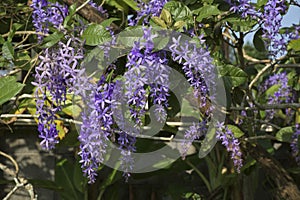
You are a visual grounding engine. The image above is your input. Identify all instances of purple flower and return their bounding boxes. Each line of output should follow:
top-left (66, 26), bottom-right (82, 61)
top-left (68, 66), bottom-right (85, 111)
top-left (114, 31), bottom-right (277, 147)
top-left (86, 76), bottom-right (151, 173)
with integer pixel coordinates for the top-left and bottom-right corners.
top-left (129, 0), bottom-right (169, 25)
top-left (181, 121), bottom-right (207, 159)
top-left (260, 72), bottom-right (294, 120)
top-left (124, 26), bottom-right (170, 124)
top-left (226, 0), bottom-right (259, 18)
top-left (261, 0), bottom-right (287, 57)
top-left (169, 35), bottom-right (216, 113)
top-left (31, 0), bottom-right (68, 40)
top-left (77, 76), bottom-right (116, 183)
top-left (118, 131), bottom-right (136, 179)
top-left (89, 1), bottom-right (109, 18)
top-left (288, 25), bottom-right (300, 40)
top-left (291, 124), bottom-right (300, 165)
top-left (216, 122), bottom-right (243, 172)
top-left (32, 37), bottom-right (84, 150)
top-left (227, 0), bottom-right (291, 58)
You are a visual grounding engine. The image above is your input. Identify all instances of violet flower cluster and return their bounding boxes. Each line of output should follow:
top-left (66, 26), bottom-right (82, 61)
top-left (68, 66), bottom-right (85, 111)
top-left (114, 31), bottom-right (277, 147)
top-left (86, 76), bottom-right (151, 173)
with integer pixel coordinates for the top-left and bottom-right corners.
top-left (227, 0), bottom-right (298, 58)
top-left (77, 76), bottom-right (116, 183)
top-left (260, 72), bottom-right (294, 120)
top-left (261, 0), bottom-right (287, 57)
top-left (216, 122), bottom-right (243, 172)
top-left (129, 0), bottom-right (169, 25)
top-left (169, 35), bottom-right (216, 112)
top-left (226, 0), bottom-right (258, 18)
top-left (32, 37), bottom-right (84, 150)
top-left (181, 121), bottom-right (207, 159)
top-left (31, 0), bottom-right (68, 40)
top-left (125, 27), bottom-right (170, 125)
top-left (291, 124), bottom-right (300, 165)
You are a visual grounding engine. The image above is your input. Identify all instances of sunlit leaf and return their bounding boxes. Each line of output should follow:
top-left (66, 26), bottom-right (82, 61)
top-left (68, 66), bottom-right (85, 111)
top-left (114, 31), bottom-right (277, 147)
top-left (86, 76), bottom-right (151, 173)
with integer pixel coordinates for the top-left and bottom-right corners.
top-left (276, 126), bottom-right (294, 142)
top-left (42, 32), bottom-right (64, 48)
top-left (2, 41), bottom-right (14, 60)
top-left (227, 125), bottom-right (244, 138)
top-left (82, 24), bottom-right (111, 46)
top-left (219, 65), bottom-right (248, 87)
top-left (194, 5), bottom-right (220, 21)
top-left (0, 76), bottom-right (24, 105)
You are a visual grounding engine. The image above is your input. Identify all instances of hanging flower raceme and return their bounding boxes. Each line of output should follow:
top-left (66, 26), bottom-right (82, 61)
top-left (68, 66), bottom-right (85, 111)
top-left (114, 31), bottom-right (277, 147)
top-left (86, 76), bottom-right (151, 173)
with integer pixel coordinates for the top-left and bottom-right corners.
top-left (226, 0), bottom-right (258, 18)
top-left (32, 37), bottom-right (84, 150)
top-left (181, 121), bottom-right (208, 159)
top-left (260, 72), bottom-right (294, 120)
top-left (169, 35), bottom-right (216, 113)
top-left (78, 76), bottom-right (116, 183)
top-left (216, 122), bottom-right (243, 172)
top-left (227, 0), bottom-right (290, 58)
top-left (261, 0), bottom-right (287, 56)
top-left (31, 0), bottom-right (68, 40)
top-left (291, 124), bottom-right (300, 165)
top-left (125, 26), bottom-right (170, 125)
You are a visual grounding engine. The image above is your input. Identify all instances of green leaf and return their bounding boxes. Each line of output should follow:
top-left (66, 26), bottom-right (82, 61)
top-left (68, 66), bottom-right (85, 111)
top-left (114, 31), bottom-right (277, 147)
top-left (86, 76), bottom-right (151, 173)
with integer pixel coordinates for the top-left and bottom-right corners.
top-left (0, 35), bottom-right (5, 44)
top-left (0, 76), bottom-right (24, 105)
top-left (257, 0), bottom-right (268, 7)
top-left (117, 26), bottom-right (169, 50)
top-left (253, 29), bottom-right (266, 52)
top-left (12, 23), bottom-right (23, 31)
top-left (72, 162), bottom-right (85, 193)
top-left (152, 17), bottom-right (168, 28)
top-left (63, 3), bottom-right (78, 27)
top-left (288, 38), bottom-right (300, 51)
top-left (100, 18), bottom-right (120, 28)
top-left (2, 41), bottom-right (14, 60)
top-left (226, 17), bottom-right (256, 32)
top-left (164, 1), bottom-right (193, 22)
top-left (107, 0), bottom-right (129, 11)
top-left (227, 125), bottom-right (244, 138)
top-left (152, 157), bottom-right (174, 169)
top-left (198, 127), bottom-right (217, 158)
top-left (265, 84), bottom-right (280, 96)
top-left (29, 179), bottom-right (61, 191)
top-left (194, 5), bottom-right (221, 22)
top-left (287, 167), bottom-right (300, 174)
top-left (173, 21), bottom-right (186, 30)
top-left (81, 23), bottom-right (111, 46)
top-left (276, 126), bottom-right (294, 142)
top-left (55, 159), bottom-right (83, 200)
top-left (42, 32), bottom-right (64, 48)
top-left (62, 95), bottom-right (82, 118)
top-left (160, 9), bottom-right (172, 26)
top-left (122, 0), bottom-right (138, 10)
top-left (219, 65), bottom-right (248, 87)
top-left (180, 98), bottom-right (200, 119)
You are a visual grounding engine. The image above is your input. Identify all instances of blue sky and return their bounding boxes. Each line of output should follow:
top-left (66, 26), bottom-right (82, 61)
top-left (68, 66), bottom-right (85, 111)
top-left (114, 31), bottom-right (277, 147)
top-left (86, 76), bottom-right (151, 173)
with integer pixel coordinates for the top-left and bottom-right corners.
top-left (282, 5), bottom-right (300, 27)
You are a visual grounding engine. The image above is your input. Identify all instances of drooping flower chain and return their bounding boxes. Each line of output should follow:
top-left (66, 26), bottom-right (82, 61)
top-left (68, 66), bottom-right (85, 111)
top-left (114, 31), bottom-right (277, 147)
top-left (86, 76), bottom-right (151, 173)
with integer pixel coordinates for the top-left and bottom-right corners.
top-left (125, 27), bottom-right (170, 125)
top-left (226, 0), bottom-right (296, 58)
top-left (216, 122), bottom-right (243, 172)
top-left (33, 37), bottom-right (84, 150)
top-left (291, 124), bottom-right (300, 165)
top-left (78, 76), bottom-right (116, 183)
top-left (169, 35), bottom-right (216, 112)
top-left (31, 0), bottom-right (68, 40)
top-left (260, 72), bottom-right (294, 120)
